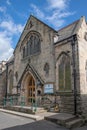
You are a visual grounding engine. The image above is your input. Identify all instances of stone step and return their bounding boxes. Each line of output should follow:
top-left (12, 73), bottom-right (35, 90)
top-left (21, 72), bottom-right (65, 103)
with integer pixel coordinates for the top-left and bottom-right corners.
top-left (3, 106), bottom-right (47, 114)
top-left (36, 109), bottom-right (47, 114)
top-left (45, 113), bottom-right (76, 124)
top-left (45, 113), bottom-right (85, 129)
top-left (65, 118), bottom-right (84, 129)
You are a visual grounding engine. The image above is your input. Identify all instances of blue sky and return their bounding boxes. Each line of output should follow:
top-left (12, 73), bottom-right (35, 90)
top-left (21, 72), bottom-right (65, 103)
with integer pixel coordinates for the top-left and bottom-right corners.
top-left (0, 0), bottom-right (87, 61)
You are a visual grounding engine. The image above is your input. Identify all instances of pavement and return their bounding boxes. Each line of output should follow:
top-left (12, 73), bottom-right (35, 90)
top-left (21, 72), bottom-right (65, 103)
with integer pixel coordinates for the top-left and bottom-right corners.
top-left (0, 109), bottom-right (87, 130)
top-left (0, 108), bottom-right (57, 121)
top-left (0, 111), bottom-right (68, 130)
top-left (3, 120), bottom-right (68, 130)
top-left (0, 111), bottom-right (34, 130)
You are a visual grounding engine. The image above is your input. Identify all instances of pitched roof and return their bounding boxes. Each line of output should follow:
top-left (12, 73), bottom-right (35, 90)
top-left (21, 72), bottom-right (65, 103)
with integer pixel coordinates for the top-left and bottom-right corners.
top-left (55, 20), bottom-right (79, 43)
top-left (31, 15), bottom-right (57, 32)
top-left (14, 15), bottom-right (57, 53)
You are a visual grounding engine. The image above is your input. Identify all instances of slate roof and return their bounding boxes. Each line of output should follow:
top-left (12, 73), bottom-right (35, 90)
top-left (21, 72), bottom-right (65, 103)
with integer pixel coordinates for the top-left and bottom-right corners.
top-left (55, 19), bottom-right (80, 44)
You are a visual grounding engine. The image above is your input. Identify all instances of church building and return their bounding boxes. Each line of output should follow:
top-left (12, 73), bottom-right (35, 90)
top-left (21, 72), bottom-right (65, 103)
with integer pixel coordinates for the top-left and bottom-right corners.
top-left (0, 15), bottom-right (87, 116)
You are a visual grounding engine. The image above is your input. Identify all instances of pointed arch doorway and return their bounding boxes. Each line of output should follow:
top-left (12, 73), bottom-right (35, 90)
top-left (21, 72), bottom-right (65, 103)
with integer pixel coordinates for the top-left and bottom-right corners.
top-left (22, 73), bottom-right (36, 105)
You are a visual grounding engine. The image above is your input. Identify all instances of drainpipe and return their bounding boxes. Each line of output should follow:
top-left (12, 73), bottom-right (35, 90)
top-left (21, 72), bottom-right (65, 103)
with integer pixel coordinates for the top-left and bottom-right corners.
top-left (71, 35), bottom-right (77, 115)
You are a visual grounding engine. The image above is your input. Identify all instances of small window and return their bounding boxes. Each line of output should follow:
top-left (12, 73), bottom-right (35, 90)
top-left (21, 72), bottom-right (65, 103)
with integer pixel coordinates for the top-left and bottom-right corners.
top-left (29, 21), bottom-right (33, 29)
top-left (23, 46), bottom-right (25, 58)
top-left (44, 63), bottom-right (50, 76)
top-left (15, 72), bottom-right (18, 81)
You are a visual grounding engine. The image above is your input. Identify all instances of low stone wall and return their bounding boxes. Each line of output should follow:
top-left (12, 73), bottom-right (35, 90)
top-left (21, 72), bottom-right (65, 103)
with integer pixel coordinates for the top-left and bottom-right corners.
top-left (56, 93), bottom-right (74, 114)
top-left (38, 92), bottom-right (81, 114)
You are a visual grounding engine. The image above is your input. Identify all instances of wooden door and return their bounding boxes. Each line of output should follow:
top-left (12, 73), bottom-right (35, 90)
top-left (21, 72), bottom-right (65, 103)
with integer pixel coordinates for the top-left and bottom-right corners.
top-left (28, 76), bottom-right (35, 103)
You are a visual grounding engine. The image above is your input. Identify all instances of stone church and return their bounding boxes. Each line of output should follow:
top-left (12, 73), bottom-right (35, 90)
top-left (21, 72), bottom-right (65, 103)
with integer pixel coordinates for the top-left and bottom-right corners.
top-left (0, 15), bottom-right (87, 116)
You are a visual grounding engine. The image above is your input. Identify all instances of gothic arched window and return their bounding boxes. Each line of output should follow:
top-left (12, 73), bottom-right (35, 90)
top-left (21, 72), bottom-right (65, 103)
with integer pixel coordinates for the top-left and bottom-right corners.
top-left (22, 33), bottom-right (41, 58)
top-left (9, 70), bottom-right (13, 93)
top-left (15, 71), bottom-right (18, 82)
top-left (29, 35), bottom-right (40, 55)
top-left (58, 54), bottom-right (71, 91)
top-left (23, 46), bottom-right (25, 58)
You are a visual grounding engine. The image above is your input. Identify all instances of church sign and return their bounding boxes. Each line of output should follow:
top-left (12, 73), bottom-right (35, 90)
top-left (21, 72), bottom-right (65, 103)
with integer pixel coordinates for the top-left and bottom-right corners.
top-left (44, 84), bottom-right (54, 94)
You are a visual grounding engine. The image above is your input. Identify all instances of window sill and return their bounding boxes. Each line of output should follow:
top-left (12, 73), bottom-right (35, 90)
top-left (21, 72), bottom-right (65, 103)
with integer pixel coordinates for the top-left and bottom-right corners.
top-left (57, 90), bottom-right (73, 92)
top-left (55, 90), bottom-right (74, 96)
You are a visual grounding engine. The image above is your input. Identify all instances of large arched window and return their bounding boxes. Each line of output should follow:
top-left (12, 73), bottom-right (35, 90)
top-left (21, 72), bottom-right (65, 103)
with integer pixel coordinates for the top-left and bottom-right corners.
top-left (22, 33), bottom-right (41, 58)
top-left (58, 54), bottom-right (71, 91)
top-left (29, 35), bottom-right (41, 55)
top-left (8, 70), bottom-right (13, 93)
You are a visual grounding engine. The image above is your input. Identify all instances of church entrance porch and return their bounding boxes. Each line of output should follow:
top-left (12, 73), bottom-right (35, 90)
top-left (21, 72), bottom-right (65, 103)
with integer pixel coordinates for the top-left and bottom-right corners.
top-left (21, 72), bottom-right (36, 106)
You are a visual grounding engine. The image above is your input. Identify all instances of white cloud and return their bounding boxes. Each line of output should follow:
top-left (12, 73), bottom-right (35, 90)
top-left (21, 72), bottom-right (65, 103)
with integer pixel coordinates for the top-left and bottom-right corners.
top-left (0, 6), bottom-right (6, 13)
top-left (0, 31), bottom-right (13, 61)
top-left (58, 11), bottom-right (75, 18)
top-left (47, 0), bottom-right (69, 10)
top-left (30, 0), bottom-right (75, 29)
top-left (0, 20), bottom-right (24, 35)
top-left (0, 19), bottom-right (24, 61)
top-left (46, 15), bottom-right (65, 28)
top-left (6, 0), bottom-right (11, 5)
top-left (30, 4), bottom-right (44, 19)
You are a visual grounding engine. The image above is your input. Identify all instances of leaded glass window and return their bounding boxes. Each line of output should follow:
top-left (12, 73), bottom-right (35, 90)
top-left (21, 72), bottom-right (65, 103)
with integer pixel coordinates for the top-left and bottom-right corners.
top-left (9, 70), bottom-right (13, 93)
top-left (22, 33), bottom-right (41, 58)
top-left (59, 60), bottom-right (64, 91)
top-left (58, 54), bottom-right (71, 91)
top-left (29, 35), bottom-right (40, 55)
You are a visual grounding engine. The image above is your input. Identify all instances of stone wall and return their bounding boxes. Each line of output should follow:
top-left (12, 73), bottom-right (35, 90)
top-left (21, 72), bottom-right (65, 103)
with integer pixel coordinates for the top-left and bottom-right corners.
top-left (78, 17), bottom-right (87, 116)
top-left (54, 33), bottom-right (81, 114)
top-left (13, 16), bottom-right (56, 93)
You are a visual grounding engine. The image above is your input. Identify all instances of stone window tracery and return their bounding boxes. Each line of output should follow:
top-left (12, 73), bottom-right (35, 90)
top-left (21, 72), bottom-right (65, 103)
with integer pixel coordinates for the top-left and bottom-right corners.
top-left (22, 33), bottom-right (41, 58)
top-left (58, 54), bottom-right (71, 91)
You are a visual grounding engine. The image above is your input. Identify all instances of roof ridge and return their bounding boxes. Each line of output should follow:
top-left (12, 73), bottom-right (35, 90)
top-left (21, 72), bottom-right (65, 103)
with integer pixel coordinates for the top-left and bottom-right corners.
top-left (58, 19), bottom-right (79, 32)
top-left (30, 15), bottom-right (57, 32)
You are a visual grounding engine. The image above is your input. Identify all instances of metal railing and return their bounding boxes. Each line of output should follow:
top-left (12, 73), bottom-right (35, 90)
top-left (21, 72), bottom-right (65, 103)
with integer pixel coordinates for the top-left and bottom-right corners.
top-left (3, 96), bottom-right (59, 112)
